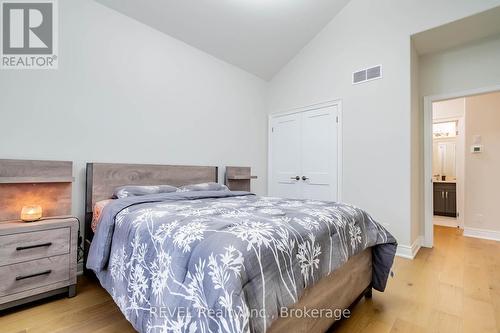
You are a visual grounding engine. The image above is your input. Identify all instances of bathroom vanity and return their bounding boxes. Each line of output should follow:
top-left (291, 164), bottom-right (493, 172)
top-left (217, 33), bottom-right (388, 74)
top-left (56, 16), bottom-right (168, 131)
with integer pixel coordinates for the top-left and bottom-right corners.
top-left (433, 181), bottom-right (457, 217)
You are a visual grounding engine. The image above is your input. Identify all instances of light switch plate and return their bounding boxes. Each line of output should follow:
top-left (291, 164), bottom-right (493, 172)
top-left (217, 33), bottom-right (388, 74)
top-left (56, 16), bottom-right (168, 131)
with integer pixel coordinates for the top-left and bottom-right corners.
top-left (471, 145), bottom-right (483, 153)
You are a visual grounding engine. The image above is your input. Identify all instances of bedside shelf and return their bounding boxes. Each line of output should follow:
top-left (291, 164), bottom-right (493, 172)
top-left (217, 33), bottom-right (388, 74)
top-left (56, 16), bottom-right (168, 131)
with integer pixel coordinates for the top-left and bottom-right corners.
top-left (225, 166), bottom-right (257, 191)
top-left (0, 159), bottom-right (74, 221)
top-left (227, 175), bottom-right (258, 180)
top-left (0, 176), bottom-right (74, 184)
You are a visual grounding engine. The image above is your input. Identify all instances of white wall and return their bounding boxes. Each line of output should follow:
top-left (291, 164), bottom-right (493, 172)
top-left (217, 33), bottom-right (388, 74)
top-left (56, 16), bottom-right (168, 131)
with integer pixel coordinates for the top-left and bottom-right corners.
top-left (267, 0), bottom-right (500, 249)
top-left (464, 91), bottom-right (500, 233)
top-left (420, 35), bottom-right (500, 97)
top-left (433, 98), bottom-right (465, 120)
top-left (0, 1), bottom-right (268, 232)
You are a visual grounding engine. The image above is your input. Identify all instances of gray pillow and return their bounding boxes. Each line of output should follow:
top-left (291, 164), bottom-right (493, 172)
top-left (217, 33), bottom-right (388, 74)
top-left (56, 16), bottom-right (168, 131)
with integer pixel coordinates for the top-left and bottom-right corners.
top-left (177, 182), bottom-right (229, 192)
top-left (113, 185), bottom-right (178, 199)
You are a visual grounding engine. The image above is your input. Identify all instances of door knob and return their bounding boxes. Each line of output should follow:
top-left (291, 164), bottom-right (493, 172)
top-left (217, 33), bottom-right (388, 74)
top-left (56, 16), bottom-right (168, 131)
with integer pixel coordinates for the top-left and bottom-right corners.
top-left (302, 176), bottom-right (309, 181)
top-left (290, 176), bottom-right (300, 181)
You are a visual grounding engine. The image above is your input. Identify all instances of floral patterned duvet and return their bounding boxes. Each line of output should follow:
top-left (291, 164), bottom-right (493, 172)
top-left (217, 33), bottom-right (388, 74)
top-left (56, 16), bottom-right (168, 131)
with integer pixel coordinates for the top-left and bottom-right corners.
top-left (87, 191), bottom-right (397, 333)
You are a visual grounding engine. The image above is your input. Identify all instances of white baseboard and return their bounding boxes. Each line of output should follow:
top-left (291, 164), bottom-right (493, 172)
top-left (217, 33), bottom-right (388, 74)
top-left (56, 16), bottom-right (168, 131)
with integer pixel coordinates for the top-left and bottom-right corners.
top-left (396, 236), bottom-right (422, 260)
top-left (463, 227), bottom-right (500, 242)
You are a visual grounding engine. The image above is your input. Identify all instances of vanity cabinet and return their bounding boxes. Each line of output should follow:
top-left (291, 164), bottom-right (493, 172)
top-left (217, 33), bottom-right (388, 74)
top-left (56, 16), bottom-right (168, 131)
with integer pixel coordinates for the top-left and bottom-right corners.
top-left (433, 182), bottom-right (457, 217)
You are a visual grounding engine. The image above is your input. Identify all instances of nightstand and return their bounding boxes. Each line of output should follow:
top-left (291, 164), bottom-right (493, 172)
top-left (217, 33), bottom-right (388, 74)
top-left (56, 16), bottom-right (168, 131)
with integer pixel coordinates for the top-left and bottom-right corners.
top-left (0, 217), bottom-right (78, 310)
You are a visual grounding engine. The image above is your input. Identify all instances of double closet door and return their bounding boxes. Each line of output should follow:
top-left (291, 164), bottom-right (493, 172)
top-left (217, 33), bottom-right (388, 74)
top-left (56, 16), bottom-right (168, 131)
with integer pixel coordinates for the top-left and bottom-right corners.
top-left (269, 104), bottom-right (339, 201)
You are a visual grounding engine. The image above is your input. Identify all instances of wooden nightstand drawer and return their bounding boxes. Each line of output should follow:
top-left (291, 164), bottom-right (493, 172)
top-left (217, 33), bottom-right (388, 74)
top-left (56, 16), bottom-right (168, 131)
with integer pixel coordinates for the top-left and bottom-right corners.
top-left (0, 254), bottom-right (69, 297)
top-left (0, 227), bottom-right (70, 266)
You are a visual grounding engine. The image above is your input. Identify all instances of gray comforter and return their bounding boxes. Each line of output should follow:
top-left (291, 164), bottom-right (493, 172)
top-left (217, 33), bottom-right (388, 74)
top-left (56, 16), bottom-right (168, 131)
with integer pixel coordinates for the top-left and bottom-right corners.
top-left (87, 191), bottom-right (396, 333)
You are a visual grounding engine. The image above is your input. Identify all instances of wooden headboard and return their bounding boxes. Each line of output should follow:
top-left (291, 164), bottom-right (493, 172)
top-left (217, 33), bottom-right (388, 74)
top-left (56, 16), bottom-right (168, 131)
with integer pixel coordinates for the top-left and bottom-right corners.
top-left (85, 162), bottom-right (218, 214)
top-left (83, 162), bottom-right (218, 271)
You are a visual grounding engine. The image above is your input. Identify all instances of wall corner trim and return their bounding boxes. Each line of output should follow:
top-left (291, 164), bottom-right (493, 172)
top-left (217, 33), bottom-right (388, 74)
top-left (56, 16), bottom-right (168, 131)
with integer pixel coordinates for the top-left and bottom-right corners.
top-left (396, 236), bottom-right (423, 260)
top-left (463, 227), bottom-right (500, 242)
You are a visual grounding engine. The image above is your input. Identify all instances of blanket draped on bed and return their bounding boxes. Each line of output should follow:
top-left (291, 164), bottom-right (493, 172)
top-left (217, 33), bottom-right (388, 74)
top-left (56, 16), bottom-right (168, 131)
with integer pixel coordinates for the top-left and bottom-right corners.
top-left (87, 191), bottom-right (397, 333)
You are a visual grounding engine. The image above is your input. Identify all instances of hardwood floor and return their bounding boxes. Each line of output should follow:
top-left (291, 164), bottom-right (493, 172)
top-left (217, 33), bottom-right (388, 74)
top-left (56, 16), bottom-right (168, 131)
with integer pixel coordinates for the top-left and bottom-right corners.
top-left (1, 226), bottom-right (499, 333)
top-left (335, 226), bottom-right (500, 333)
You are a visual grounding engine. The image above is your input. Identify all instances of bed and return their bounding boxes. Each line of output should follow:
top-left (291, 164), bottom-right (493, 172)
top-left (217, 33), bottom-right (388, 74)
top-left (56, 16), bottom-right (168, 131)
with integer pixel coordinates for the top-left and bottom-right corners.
top-left (84, 163), bottom-right (397, 333)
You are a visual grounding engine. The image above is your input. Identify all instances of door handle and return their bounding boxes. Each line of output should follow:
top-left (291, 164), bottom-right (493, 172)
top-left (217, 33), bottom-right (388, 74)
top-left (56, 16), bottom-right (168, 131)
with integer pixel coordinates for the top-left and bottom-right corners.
top-left (290, 176), bottom-right (300, 181)
top-left (16, 270), bottom-right (52, 281)
top-left (302, 176), bottom-right (309, 181)
top-left (445, 191), bottom-right (448, 199)
top-left (16, 242), bottom-right (52, 251)
top-left (442, 191), bottom-right (444, 199)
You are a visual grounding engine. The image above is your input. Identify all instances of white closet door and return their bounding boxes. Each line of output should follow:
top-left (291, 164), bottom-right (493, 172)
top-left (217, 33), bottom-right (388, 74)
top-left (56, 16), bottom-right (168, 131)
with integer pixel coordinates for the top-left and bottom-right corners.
top-left (301, 106), bottom-right (338, 201)
top-left (270, 113), bottom-right (302, 199)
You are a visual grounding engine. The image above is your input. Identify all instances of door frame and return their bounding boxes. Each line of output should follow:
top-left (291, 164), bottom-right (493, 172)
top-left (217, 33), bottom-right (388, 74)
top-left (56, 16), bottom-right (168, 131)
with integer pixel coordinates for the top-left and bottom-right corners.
top-left (423, 85), bottom-right (500, 247)
top-left (268, 99), bottom-right (343, 201)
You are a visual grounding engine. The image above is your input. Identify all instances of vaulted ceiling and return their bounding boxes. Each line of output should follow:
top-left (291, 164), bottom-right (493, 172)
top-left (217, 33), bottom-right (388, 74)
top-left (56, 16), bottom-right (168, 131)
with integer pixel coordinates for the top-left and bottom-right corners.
top-left (95, 0), bottom-right (351, 80)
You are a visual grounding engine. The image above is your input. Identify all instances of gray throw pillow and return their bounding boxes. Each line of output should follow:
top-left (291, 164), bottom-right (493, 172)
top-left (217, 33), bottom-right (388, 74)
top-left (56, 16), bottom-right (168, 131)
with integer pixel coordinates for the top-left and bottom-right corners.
top-left (177, 182), bottom-right (229, 192)
top-left (113, 185), bottom-right (178, 199)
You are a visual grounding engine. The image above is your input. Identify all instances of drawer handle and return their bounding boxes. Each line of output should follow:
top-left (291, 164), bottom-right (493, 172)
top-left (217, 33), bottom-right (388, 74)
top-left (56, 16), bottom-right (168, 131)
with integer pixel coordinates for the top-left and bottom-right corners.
top-left (16, 242), bottom-right (52, 251)
top-left (16, 270), bottom-right (52, 281)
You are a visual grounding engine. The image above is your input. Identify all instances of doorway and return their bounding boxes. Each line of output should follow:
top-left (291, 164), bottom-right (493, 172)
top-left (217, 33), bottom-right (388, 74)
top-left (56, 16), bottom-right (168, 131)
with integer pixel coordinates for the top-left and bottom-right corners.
top-left (431, 99), bottom-right (465, 231)
top-left (424, 86), bottom-right (500, 247)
